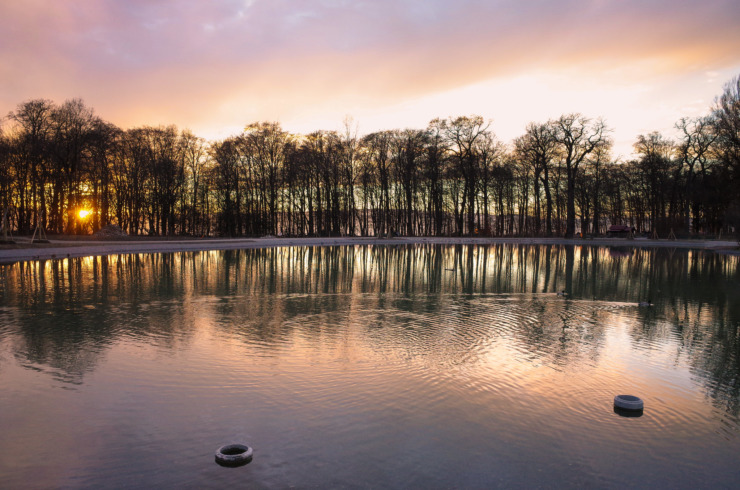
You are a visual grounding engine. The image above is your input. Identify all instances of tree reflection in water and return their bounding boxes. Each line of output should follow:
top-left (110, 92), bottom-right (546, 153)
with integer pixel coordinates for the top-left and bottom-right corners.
top-left (1, 244), bottom-right (738, 417)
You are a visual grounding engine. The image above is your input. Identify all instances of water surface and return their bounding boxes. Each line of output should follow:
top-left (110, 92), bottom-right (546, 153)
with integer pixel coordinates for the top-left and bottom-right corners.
top-left (1, 244), bottom-right (739, 488)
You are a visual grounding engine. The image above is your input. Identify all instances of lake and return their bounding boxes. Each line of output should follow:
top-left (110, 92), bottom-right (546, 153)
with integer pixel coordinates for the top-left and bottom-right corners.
top-left (1, 244), bottom-right (739, 488)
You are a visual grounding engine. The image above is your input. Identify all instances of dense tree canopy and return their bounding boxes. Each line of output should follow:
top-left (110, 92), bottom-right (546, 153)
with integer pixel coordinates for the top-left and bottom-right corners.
top-left (2, 76), bottom-right (739, 238)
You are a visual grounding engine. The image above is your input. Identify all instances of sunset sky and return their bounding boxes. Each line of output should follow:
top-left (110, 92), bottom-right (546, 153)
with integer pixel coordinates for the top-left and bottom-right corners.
top-left (2, 0), bottom-right (740, 158)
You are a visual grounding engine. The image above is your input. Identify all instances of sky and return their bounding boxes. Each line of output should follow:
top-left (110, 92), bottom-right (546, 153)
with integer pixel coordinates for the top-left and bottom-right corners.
top-left (2, 0), bottom-right (740, 158)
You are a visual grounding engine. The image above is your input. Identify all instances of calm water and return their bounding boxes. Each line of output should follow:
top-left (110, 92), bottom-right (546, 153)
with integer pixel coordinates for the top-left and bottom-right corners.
top-left (1, 244), bottom-right (739, 489)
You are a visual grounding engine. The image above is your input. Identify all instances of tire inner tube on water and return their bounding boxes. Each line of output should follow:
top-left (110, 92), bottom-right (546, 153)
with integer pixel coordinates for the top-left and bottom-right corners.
top-left (215, 444), bottom-right (253, 467)
top-left (613, 394), bottom-right (644, 411)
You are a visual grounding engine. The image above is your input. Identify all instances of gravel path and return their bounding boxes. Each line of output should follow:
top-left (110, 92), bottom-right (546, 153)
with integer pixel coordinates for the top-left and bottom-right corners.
top-left (1, 235), bottom-right (737, 263)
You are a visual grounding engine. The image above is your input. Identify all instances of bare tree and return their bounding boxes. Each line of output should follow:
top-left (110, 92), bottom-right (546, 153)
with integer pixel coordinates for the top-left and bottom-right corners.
top-left (87, 119), bottom-right (120, 231)
top-left (7, 99), bottom-right (54, 233)
top-left (49, 99), bottom-right (98, 234)
top-left (2, 75), bottom-right (739, 239)
top-left (242, 122), bottom-right (289, 235)
top-left (551, 114), bottom-right (610, 237)
top-left (210, 137), bottom-right (242, 236)
top-left (392, 129), bottom-right (426, 236)
top-left (712, 76), bottom-right (740, 232)
top-left (634, 131), bottom-right (674, 234)
top-left (424, 121), bottom-right (448, 235)
top-left (341, 117), bottom-right (360, 235)
top-left (0, 127), bottom-right (12, 214)
top-left (442, 115), bottom-right (491, 235)
top-left (676, 116), bottom-right (717, 233)
top-left (586, 144), bottom-right (610, 235)
top-left (514, 122), bottom-right (558, 235)
top-left (179, 130), bottom-right (209, 236)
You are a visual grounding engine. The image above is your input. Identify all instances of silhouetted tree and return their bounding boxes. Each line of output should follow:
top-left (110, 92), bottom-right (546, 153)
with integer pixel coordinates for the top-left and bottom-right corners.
top-left (712, 76), bottom-right (740, 232)
top-left (2, 75), bottom-right (740, 239)
top-left (442, 115), bottom-right (490, 235)
top-left (675, 116), bottom-right (717, 233)
top-left (514, 122), bottom-right (558, 235)
top-left (551, 114), bottom-right (610, 238)
top-left (633, 132), bottom-right (675, 234)
top-left (7, 99), bottom-right (54, 233)
top-left (179, 130), bottom-right (209, 236)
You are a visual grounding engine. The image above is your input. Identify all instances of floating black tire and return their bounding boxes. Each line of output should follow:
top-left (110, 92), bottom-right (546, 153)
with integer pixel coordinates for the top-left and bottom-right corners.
top-left (215, 444), bottom-right (253, 467)
top-left (614, 406), bottom-right (643, 418)
top-left (614, 394), bottom-right (644, 411)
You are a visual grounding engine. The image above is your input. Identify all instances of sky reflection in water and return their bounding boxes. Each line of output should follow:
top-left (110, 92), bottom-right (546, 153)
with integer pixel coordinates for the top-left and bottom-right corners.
top-left (0, 244), bottom-right (739, 488)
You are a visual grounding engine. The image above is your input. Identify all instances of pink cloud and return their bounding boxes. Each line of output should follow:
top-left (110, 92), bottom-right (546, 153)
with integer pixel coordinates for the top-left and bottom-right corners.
top-left (1, 0), bottom-right (739, 139)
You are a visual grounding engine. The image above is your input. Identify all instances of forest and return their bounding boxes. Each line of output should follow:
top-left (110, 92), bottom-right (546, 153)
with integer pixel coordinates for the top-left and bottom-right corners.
top-left (1, 75), bottom-right (739, 239)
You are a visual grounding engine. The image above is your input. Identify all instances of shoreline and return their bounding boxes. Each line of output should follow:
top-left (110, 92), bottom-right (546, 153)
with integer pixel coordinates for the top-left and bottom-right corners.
top-left (0, 235), bottom-right (738, 264)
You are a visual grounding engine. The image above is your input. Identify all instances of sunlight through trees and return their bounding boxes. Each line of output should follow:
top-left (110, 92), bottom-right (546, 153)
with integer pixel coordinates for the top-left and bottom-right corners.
top-left (1, 76), bottom-right (739, 238)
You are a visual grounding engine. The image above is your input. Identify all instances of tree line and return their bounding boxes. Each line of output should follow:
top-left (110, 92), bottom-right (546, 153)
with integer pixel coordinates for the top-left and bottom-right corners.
top-left (1, 76), bottom-right (739, 238)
